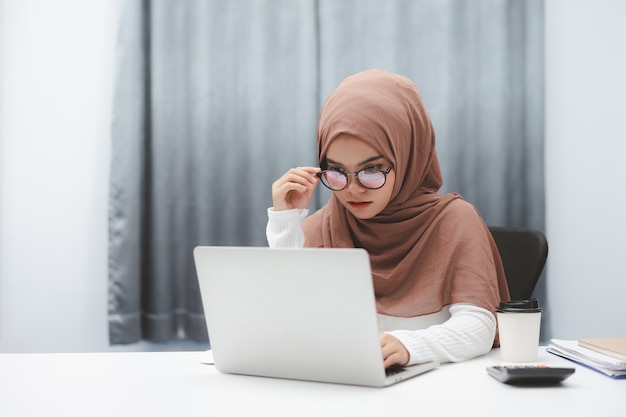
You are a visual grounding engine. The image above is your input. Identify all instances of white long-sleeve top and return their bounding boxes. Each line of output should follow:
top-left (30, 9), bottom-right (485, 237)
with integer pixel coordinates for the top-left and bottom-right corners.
top-left (266, 207), bottom-right (497, 365)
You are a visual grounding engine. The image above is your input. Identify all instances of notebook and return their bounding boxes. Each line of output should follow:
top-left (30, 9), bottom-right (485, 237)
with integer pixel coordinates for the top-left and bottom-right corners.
top-left (578, 337), bottom-right (626, 362)
top-left (193, 246), bottom-right (438, 387)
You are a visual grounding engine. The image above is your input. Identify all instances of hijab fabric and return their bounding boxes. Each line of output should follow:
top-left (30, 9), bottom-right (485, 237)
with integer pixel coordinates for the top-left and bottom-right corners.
top-left (302, 70), bottom-right (509, 324)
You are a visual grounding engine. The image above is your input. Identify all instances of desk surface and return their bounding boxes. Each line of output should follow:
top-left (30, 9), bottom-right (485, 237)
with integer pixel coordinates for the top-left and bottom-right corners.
top-left (0, 348), bottom-right (622, 417)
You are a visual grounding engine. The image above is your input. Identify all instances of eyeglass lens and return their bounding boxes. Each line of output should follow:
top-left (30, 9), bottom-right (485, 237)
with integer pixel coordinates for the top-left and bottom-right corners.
top-left (320, 169), bottom-right (386, 190)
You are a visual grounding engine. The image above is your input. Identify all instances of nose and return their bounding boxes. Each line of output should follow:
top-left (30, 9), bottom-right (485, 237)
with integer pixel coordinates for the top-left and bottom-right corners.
top-left (345, 173), bottom-right (366, 192)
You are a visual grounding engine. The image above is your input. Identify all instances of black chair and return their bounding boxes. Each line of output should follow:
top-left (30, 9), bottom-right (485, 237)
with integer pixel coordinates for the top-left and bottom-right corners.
top-left (488, 226), bottom-right (548, 300)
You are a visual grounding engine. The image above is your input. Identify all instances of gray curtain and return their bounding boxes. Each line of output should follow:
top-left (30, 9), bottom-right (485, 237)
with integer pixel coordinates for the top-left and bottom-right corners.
top-left (109, 0), bottom-right (544, 344)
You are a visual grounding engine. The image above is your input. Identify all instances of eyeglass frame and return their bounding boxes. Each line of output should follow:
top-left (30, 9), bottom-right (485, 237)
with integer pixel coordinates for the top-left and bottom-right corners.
top-left (316, 162), bottom-right (394, 191)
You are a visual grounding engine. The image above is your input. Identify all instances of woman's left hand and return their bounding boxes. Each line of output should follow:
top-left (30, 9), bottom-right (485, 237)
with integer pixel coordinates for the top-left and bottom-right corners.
top-left (379, 333), bottom-right (410, 368)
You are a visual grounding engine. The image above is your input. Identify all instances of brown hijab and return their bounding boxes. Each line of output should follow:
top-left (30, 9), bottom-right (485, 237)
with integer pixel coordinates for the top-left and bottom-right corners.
top-left (302, 70), bottom-right (509, 325)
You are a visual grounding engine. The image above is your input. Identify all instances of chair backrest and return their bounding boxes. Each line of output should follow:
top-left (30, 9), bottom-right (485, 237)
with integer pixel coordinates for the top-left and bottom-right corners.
top-left (488, 226), bottom-right (548, 300)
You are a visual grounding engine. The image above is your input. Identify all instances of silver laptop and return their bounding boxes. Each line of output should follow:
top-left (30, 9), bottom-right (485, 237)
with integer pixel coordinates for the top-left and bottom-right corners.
top-left (193, 246), bottom-right (438, 387)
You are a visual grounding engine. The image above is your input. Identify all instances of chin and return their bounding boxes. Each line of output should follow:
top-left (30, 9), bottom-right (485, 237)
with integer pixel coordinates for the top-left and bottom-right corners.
top-left (347, 208), bottom-right (377, 220)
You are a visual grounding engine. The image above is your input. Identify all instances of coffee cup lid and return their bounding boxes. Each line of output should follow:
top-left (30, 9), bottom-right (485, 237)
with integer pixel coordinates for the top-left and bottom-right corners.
top-left (496, 298), bottom-right (542, 313)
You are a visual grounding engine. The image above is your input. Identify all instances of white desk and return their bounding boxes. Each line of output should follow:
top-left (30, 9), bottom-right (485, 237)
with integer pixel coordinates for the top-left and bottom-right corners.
top-left (0, 348), bottom-right (622, 417)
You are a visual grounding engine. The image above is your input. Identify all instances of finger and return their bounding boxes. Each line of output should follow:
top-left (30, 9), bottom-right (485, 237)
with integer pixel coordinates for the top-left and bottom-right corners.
top-left (380, 333), bottom-right (408, 368)
top-left (271, 167), bottom-right (321, 211)
top-left (276, 174), bottom-right (310, 191)
top-left (297, 166), bottom-right (322, 175)
top-left (276, 179), bottom-right (319, 201)
top-left (272, 179), bottom-right (317, 211)
top-left (382, 342), bottom-right (404, 368)
top-left (273, 169), bottom-right (318, 191)
top-left (384, 352), bottom-right (403, 369)
top-left (294, 167), bottom-right (321, 185)
top-left (379, 334), bottom-right (395, 360)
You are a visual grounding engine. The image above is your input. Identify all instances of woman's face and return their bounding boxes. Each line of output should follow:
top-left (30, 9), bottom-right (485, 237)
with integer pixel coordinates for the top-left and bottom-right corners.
top-left (324, 134), bottom-right (395, 219)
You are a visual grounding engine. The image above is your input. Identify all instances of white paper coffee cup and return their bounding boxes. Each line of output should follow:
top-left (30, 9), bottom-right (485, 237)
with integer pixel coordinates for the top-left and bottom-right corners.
top-left (496, 299), bottom-right (542, 362)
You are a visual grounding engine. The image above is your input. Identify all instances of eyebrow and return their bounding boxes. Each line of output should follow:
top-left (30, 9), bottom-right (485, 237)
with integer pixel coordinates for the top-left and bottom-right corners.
top-left (326, 155), bottom-right (385, 167)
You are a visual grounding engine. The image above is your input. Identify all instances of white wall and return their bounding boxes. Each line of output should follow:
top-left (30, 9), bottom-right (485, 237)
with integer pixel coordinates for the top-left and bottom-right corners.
top-left (545, 0), bottom-right (626, 339)
top-left (0, 0), bottom-right (624, 353)
top-left (0, 0), bottom-right (114, 351)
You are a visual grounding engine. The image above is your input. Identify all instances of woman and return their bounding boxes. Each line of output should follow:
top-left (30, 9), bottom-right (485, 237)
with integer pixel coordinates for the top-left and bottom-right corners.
top-left (267, 69), bottom-right (510, 368)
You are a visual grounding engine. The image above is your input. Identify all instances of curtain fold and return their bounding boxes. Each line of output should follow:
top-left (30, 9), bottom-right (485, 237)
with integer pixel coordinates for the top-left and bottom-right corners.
top-left (109, 0), bottom-right (320, 343)
top-left (109, 0), bottom-right (544, 345)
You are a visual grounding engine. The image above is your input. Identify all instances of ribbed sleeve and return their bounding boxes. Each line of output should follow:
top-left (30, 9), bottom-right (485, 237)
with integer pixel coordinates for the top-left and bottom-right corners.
top-left (266, 208), bottom-right (308, 248)
top-left (387, 303), bottom-right (496, 365)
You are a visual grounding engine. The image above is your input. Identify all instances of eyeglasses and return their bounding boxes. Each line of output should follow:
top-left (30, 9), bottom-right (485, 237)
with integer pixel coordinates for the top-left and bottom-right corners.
top-left (317, 163), bottom-right (394, 191)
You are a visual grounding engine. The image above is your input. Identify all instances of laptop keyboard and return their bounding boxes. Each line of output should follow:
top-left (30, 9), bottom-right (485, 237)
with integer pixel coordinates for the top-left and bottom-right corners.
top-left (385, 366), bottom-right (405, 377)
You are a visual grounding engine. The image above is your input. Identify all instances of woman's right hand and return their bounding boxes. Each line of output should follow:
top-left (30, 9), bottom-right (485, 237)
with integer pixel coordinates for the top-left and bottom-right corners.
top-left (271, 166), bottom-right (321, 211)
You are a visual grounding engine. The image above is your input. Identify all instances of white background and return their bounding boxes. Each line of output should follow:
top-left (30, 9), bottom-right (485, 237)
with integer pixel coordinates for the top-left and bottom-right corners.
top-left (1, 0), bottom-right (625, 352)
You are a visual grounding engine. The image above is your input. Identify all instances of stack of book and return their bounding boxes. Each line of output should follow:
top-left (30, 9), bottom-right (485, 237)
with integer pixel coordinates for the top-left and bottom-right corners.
top-left (547, 337), bottom-right (626, 379)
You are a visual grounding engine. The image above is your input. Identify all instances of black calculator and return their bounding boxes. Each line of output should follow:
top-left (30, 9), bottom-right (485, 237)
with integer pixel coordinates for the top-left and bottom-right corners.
top-left (486, 365), bottom-right (575, 384)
